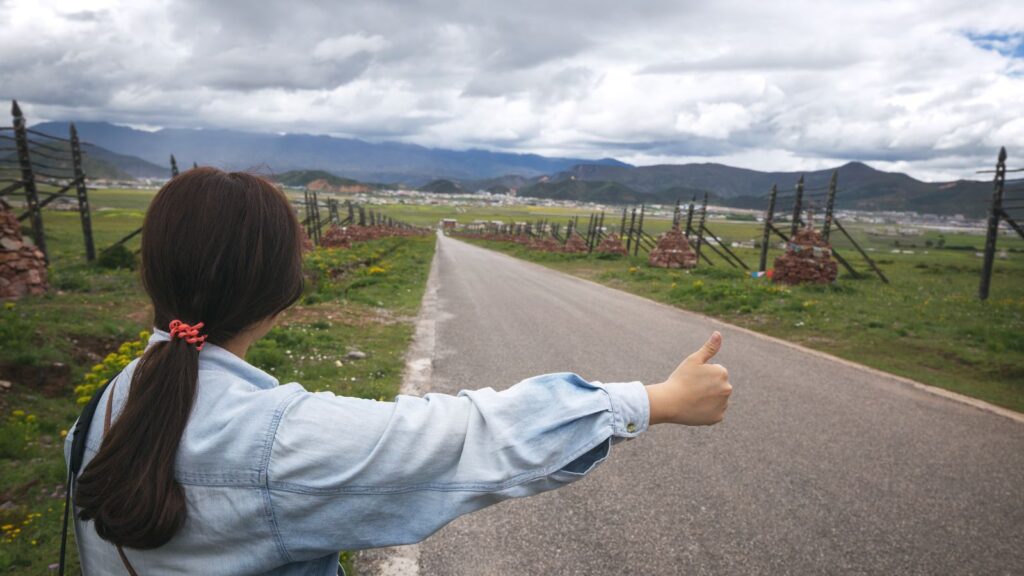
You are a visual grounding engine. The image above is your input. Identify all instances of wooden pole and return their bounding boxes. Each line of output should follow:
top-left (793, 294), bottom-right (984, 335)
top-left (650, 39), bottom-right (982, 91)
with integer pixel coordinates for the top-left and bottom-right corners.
top-left (69, 124), bottom-right (96, 261)
top-left (313, 190), bottom-right (322, 245)
top-left (790, 175), bottom-right (804, 237)
top-left (626, 207), bottom-right (637, 253)
top-left (759, 185), bottom-right (777, 272)
top-left (979, 147), bottom-right (1007, 300)
top-left (634, 204), bottom-right (646, 256)
top-left (822, 171), bottom-right (838, 243)
top-left (684, 195), bottom-right (696, 239)
top-left (694, 193), bottom-right (708, 264)
top-left (12, 100), bottom-right (46, 261)
top-left (833, 218), bottom-right (886, 283)
top-left (170, 154), bottom-right (179, 177)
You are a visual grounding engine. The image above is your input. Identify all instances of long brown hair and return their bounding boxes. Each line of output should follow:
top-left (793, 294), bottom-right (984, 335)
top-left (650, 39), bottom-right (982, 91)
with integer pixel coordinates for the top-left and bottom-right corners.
top-left (75, 168), bottom-right (305, 549)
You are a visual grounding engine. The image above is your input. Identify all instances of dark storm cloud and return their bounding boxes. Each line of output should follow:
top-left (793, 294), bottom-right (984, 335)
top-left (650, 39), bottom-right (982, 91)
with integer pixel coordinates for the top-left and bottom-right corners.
top-left (1, 0), bottom-right (1023, 179)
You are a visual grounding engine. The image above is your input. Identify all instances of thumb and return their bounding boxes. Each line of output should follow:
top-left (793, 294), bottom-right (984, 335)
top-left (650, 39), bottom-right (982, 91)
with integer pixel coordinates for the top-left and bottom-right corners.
top-left (687, 331), bottom-right (722, 365)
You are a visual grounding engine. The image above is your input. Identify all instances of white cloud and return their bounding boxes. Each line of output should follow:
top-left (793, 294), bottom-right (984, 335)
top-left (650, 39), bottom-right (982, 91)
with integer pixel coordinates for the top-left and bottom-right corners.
top-left (313, 33), bottom-right (388, 61)
top-left (1, 0), bottom-right (1023, 181)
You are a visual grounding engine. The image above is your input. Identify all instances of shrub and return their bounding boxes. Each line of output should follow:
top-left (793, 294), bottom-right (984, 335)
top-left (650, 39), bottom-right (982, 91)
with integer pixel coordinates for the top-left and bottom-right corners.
top-left (96, 244), bottom-right (137, 270)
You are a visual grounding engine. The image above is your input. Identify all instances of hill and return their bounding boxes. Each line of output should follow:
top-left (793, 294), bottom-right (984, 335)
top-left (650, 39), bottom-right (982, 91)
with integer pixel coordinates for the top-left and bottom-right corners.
top-left (551, 162), bottom-right (993, 217)
top-left (31, 121), bottom-right (630, 184)
top-left (271, 170), bottom-right (360, 188)
top-left (419, 179), bottom-right (463, 194)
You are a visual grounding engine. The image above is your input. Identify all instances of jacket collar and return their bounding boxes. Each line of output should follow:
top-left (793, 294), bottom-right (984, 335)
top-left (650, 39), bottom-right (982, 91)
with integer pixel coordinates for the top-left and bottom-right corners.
top-left (149, 329), bottom-right (280, 390)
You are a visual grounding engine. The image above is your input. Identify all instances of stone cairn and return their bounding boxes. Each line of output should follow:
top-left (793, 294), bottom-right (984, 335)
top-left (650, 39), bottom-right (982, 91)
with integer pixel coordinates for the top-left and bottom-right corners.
top-left (595, 233), bottom-right (627, 256)
top-left (0, 202), bottom-right (48, 299)
top-left (648, 227), bottom-right (697, 269)
top-left (319, 224), bottom-right (422, 249)
top-left (772, 226), bottom-right (838, 284)
top-left (562, 233), bottom-right (588, 254)
top-left (527, 236), bottom-right (562, 252)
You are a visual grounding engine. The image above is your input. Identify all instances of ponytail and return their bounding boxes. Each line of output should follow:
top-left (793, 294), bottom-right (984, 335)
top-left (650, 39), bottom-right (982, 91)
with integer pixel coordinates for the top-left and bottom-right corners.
top-left (72, 168), bottom-right (305, 550)
top-left (75, 337), bottom-right (199, 548)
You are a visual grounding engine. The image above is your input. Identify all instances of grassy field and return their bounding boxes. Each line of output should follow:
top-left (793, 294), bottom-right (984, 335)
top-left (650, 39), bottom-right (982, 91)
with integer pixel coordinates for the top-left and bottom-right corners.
top-left (0, 187), bottom-right (435, 574)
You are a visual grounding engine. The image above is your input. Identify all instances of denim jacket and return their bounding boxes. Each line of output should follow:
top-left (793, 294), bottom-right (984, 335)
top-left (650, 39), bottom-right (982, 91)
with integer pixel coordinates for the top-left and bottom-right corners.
top-left (65, 330), bottom-right (650, 575)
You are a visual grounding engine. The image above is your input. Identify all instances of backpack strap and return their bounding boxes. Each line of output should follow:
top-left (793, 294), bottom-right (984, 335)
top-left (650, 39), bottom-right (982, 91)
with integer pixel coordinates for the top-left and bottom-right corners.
top-left (60, 376), bottom-right (114, 576)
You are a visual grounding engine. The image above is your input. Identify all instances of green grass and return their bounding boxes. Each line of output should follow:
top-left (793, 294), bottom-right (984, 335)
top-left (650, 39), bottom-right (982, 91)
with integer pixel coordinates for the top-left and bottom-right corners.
top-left (0, 189), bottom-right (435, 574)
top-left (454, 234), bottom-right (1024, 414)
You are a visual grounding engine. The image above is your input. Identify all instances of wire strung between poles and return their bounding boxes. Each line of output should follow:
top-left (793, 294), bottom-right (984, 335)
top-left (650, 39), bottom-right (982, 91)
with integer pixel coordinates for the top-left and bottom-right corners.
top-left (27, 159), bottom-right (73, 172)
top-left (24, 138), bottom-right (67, 154)
top-left (33, 171), bottom-right (77, 181)
top-left (25, 146), bottom-right (71, 163)
top-left (25, 128), bottom-right (71, 143)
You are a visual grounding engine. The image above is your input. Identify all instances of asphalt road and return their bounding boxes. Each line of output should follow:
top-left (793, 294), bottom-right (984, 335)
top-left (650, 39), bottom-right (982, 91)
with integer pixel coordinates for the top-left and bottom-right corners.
top-left (409, 234), bottom-right (1024, 575)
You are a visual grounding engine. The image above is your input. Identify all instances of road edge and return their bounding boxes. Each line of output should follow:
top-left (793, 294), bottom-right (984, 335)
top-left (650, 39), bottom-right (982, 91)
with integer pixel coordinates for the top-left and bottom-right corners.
top-left (451, 236), bottom-right (1024, 425)
top-left (354, 235), bottom-right (442, 576)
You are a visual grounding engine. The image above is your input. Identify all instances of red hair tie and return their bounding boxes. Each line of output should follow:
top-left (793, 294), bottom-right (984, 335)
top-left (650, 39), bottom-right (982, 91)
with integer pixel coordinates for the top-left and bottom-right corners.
top-left (168, 320), bottom-right (207, 351)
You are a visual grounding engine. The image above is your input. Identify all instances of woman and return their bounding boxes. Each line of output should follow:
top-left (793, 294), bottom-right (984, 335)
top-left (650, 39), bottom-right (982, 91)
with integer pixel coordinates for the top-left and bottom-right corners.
top-left (66, 168), bottom-right (731, 575)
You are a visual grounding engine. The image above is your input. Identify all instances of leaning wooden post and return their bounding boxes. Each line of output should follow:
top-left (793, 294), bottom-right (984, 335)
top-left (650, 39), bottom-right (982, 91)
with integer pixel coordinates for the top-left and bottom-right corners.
top-left (634, 204), bottom-right (646, 256)
top-left (822, 171), bottom-right (838, 243)
top-left (170, 154), bottom-right (180, 177)
top-left (359, 206), bottom-right (366, 226)
top-left (12, 100), bottom-right (46, 261)
top-left (979, 147), bottom-right (1007, 301)
top-left (69, 123), bottom-right (96, 261)
top-left (311, 188), bottom-right (319, 241)
top-left (684, 195), bottom-right (696, 239)
top-left (620, 207), bottom-right (628, 235)
top-left (672, 198), bottom-right (681, 228)
top-left (302, 190), bottom-right (308, 231)
top-left (759, 185), bottom-right (778, 272)
top-left (790, 175), bottom-right (804, 237)
top-left (622, 206), bottom-right (630, 251)
top-left (694, 193), bottom-right (709, 263)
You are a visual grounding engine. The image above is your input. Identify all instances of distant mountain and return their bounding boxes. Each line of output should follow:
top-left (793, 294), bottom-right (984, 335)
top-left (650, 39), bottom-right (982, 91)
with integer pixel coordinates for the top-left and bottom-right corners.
top-left (550, 162), bottom-right (993, 217)
top-left (31, 121), bottom-right (630, 184)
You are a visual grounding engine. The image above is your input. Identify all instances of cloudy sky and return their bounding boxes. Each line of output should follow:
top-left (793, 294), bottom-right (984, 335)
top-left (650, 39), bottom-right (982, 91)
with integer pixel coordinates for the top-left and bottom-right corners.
top-left (3, 0), bottom-right (1023, 180)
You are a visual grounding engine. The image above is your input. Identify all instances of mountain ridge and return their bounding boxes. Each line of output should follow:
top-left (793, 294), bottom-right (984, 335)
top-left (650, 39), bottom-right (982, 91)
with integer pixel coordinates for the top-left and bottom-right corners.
top-left (31, 121), bottom-right (630, 184)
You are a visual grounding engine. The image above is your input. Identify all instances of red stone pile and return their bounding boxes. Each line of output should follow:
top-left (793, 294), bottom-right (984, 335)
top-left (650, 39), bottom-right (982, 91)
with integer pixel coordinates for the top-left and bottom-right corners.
top-left (772, 227), bottom-right (838, 284)
top-left (0, 202), bottom-right (48, 299)
top-left (595, 233), bottom-right (627, 256)
top-left (648, 228), bottom-right (697, 269)
top-left (527, 236), bottom-right (562, 252)
top-left (319, 225), bottom-right (426, 248)
top-left (562, 234), bottom-right (588, 254)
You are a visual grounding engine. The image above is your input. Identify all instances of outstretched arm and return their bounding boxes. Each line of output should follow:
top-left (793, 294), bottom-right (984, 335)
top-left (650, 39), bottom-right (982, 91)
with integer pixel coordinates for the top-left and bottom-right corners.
top-left (267, 332), bottom-right (731, 557)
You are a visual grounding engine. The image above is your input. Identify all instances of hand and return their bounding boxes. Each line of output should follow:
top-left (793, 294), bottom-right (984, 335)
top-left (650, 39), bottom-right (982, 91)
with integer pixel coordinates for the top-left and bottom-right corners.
top-left (646, 331), bottom-right (732, 426)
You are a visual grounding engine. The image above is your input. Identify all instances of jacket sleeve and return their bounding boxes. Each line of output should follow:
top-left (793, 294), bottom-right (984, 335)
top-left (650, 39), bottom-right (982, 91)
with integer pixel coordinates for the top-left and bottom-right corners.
top-left (265, 372), bottom-right (649, 558)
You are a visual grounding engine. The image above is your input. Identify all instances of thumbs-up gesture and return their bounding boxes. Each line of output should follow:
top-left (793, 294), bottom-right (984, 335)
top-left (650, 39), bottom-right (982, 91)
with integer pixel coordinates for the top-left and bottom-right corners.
top-left (646, 332), bottom-right (732, 426)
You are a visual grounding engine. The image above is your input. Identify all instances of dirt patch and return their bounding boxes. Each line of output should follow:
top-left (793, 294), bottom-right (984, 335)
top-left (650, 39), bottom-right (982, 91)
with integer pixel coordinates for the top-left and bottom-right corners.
top-left (68, 333), bottom-right (123, 365)
top-left (277, 303), bottom-right (382, 327)
top-left (0, 361), bottom-right (71, 398)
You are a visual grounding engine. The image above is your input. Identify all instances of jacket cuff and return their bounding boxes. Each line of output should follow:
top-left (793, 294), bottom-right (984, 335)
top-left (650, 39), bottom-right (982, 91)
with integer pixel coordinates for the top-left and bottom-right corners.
top-left (598, 381), bottom-right (649, 438)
